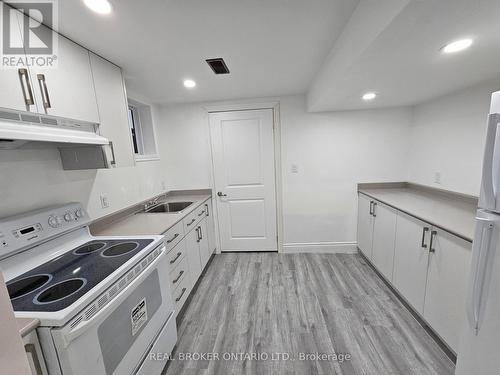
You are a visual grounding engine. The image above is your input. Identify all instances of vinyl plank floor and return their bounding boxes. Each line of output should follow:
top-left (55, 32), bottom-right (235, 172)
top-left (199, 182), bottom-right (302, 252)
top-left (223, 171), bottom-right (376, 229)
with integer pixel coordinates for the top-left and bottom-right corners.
top-left (162, 253), bottom-right (455, 375)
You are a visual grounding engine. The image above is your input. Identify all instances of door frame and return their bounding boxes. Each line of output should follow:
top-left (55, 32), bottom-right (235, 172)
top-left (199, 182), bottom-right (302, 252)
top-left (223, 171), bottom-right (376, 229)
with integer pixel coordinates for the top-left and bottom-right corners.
top-left (205, 101), bottom-right (283, 253)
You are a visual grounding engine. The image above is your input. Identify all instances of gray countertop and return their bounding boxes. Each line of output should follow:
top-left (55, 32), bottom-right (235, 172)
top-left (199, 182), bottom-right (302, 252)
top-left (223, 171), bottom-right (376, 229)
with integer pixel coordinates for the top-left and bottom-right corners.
top-left (358, 183), bottom-right (478, 242)
top-left (16, 318), bottom-right (40, 337)
top-left (92, 192), bottom-right (212, 237)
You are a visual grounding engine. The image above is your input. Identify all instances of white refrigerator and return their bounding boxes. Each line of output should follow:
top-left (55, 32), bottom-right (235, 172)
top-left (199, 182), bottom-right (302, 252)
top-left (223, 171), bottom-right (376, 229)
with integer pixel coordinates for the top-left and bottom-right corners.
top-left (456, 91), bottom-right (500, 375)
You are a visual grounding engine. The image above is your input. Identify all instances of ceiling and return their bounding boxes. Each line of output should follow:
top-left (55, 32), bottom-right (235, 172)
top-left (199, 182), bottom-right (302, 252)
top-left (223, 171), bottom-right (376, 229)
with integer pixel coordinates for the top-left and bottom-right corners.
top-left (57, 0), bottom-right (358, 105)
top-left (56, 0), bottom-right (500, 110)
top-left (307, 0), bottom-right (500, 111)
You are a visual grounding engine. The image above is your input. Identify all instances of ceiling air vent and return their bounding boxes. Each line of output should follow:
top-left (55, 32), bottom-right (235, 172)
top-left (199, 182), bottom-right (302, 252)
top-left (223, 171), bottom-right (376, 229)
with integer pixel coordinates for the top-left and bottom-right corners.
top-left (206, 58), bottom-right (230, 74)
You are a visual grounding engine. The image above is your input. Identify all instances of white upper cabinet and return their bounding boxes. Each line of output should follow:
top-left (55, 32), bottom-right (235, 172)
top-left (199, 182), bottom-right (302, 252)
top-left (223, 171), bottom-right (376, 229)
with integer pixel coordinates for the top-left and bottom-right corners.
top-left (25, 21), bottom-right (99, 123)
top-left (423, 229), bottom-right (472, 351)
top-left (371, 201), bottom-right (397, 281)
top-left (0, 9), bottom-right (38, 113)
top-left (357, 194), bottom-right (375, 259)
top-left (393, 212), bottom-right (431, 314)
top-left (89, 53), bottom-right (135, 168)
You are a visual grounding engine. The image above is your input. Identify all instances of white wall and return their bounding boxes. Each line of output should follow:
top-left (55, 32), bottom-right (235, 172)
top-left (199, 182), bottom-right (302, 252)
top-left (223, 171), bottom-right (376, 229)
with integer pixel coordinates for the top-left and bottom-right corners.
top-left (157, 95), bottom-right (412, 251)
top-left (408, 78), bottom-right (500, 196)
top-left (280, 96), bottom-right (411, 250)
top-left (0, 106), bottom-right (169, 219)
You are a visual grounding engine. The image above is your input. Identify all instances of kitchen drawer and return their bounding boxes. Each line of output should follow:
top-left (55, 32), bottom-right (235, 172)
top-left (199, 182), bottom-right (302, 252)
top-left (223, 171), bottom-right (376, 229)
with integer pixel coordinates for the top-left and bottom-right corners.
top-left (173, 273), bottom-right (191, 312)
top-left (183, 203), bottom-right (207, 233)
top-left (167, 240), bottom-right (187, 270)
top-left (164, 221), bottom-right (184, 253)
top-left (169, 255), bottom-right (188, 288)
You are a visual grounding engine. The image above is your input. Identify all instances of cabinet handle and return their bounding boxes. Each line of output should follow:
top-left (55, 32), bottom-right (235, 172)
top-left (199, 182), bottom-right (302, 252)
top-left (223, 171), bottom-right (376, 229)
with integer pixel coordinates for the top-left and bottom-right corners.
top-left (166, 233), bottom-right (179, 244)
top-left (196, 226), bottom-right (201, 242)
top-left (199, 226), bottom-right (203, 240)
top-left (205, 203), bottom-right (209, 216)
top-left (169, 252), bottom-right (182, 264)
top-left (198, 210), bottom-right (206, 217)
top-left (421, 227), bottom-right (429, 248)
top-left (173, 270), bottom-right (184, 283)
top-left (25, 344), bottom-right (43, 375)
top-left (18, 68), bottom-right (34, 106)
top-left (429, 230), bottom-right (437, 253)
top-left (187, 218), bottom-right (195, 226)
top-left (372, 202), bottom-right (377, 217)
top-left (369, 201), bottom-right (374, 215)
top-left (37, 74), bottom-right (51, 109)
top-left (175, 287), bottom-right (187, 302)
top-left (108, 141), bottom-right (116, 166)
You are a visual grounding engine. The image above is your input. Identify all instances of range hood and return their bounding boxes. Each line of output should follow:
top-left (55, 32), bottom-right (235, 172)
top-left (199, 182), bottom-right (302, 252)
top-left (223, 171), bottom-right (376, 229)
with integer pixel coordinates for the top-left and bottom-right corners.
top-left (0, 111), bottom-right (109, 149)
top-left (0, 111), bottom-right (115, 170)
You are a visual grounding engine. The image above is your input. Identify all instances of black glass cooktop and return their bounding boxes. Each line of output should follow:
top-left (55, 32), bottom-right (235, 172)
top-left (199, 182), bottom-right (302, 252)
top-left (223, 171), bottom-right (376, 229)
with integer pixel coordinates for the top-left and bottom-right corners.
top-left (6, 239), bottom-right (154, 312)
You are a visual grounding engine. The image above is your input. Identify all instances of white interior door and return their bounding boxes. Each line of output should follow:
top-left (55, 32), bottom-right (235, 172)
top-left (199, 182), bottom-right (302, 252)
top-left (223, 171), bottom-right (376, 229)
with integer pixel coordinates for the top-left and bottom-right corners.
top-left (210, 109), bottom-right (277, 252)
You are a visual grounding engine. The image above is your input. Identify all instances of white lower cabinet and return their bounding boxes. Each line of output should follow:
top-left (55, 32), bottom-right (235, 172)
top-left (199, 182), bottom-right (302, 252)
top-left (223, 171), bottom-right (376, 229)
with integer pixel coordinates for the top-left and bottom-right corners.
top-left (359, 194), bottom-right (472, 352)
top-left (164, 199), bottom-right (216, 314)
top-left (357, 193), bottom-right (375, 259)
top-left (371, 202), bottom-right (397, 281)
top-left (205, 200), bottom-right (217, 254)
top-left (423, 229), bottom-right (471, 351)
top-left (393, 213), bottom-right (431, 314)
top-left (23, 331), bottom-right (48, 375)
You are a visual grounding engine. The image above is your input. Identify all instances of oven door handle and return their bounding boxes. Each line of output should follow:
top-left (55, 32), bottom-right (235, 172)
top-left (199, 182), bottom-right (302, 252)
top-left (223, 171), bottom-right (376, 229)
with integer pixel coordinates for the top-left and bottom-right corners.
top-left (62, 246), bottom-right (167, 347)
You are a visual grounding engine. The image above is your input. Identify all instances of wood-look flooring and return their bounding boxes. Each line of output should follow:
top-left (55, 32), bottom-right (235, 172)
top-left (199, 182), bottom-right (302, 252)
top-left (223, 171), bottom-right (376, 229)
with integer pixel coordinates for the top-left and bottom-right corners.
top-left (162, 253), bottom-right (454, 375)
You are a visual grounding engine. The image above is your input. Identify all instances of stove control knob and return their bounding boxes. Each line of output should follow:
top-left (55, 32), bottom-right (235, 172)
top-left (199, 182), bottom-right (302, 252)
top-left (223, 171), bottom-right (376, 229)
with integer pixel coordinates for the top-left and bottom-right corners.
top-left (64, 212), bottom-right (75, 222)
top-left (75, 209), bottom-right (84, 218)
top-left (48, 215), bottom-right (62, 228)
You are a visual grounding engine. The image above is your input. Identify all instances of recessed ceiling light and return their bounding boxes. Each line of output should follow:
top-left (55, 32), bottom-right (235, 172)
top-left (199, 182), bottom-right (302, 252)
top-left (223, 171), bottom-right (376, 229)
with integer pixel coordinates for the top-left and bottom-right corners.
top-left (83, 0), bottom-right (112, 14)
top-left (362, 92), bottom-right (377, 101)
top-left (442, 38), bottom-right (473, 54)
top-left (183, 79), bottom-right (196, 88)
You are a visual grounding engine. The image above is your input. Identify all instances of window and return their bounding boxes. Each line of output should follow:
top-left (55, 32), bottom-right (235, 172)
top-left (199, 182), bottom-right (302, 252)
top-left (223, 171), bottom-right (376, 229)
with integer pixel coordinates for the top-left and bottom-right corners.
top-left (127, 99), bottom-right (159, 161)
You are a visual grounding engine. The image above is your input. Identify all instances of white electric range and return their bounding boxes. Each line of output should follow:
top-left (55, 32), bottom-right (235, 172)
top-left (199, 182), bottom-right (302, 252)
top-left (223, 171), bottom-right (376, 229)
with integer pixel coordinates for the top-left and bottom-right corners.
top-left (0, 203), bottom-right (177, 375)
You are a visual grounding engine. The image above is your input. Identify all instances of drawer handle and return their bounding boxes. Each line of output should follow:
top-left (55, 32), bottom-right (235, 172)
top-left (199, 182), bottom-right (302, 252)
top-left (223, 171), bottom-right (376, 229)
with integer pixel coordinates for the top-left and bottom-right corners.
top-left (173, 270), bottom-right (184, 283)
top-left (176, 287), bottom-right (187, 302)
top-left (372, 202), bottom-right (377, 217)
top-left (166, 233), bottom-right (179, 243)
top-left (198, 210), bottom-right (206, 217)
top-left (170, 252), bottom-right (182, 264)
top-left (187, 218), bottom-right (196, 226)
top-left (37, 74), bottom-right (51, 109)
top-left (18, 68), bottom-right (34, 106)
top-left (369, 201), bottom-right (374, 215)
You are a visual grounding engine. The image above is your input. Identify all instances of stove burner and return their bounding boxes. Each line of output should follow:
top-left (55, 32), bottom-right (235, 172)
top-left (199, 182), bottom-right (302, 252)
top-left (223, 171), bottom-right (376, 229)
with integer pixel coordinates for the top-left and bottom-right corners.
top-left (73, 241), bottom-right (106, 255)
top-left (73, 242), bottom-right (106, 255)
top-left (34, 278), bottom-right (87, 305)
top-left (7, 274), bottom-right (52, 300)
top-left (101, 242), bottom-right (139, 257)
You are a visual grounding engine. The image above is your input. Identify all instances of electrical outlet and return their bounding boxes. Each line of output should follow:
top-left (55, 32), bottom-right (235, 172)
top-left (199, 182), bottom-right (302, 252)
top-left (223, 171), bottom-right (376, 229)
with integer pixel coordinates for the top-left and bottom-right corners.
top-left (100, 194), bottom-right (110, 209)
top-left (434, 171), bottom-right (442, 184)
top-left (291, 164), bottom-right (299, 174)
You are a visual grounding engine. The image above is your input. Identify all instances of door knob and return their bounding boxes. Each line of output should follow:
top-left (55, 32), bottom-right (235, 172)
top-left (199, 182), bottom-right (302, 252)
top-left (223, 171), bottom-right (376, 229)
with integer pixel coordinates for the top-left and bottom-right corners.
top-left (217, 191), bottom-right (227, 197)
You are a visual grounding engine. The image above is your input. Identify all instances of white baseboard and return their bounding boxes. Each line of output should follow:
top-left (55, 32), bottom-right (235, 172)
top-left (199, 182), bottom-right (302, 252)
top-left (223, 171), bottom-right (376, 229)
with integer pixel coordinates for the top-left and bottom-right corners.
top-left (282, 241), bottom-right (357, 254)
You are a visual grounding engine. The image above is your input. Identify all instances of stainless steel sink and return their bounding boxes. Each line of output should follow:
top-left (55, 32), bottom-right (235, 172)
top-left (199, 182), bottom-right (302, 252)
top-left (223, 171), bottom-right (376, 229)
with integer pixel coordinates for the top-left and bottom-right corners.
top-left (145, 201), bottom-right (193, 213)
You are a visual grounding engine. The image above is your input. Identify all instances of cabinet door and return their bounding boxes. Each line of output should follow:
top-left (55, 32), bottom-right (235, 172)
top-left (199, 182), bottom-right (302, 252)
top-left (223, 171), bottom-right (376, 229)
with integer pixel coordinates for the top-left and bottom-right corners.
top-left (423, 229), bottom-right (472, 351)
top-left (185, 228), bottom-right (202, 289)
top-left (393, 212), bottom-right (430, 313)
top-left (0, 10), bottom-right (38, 112)
top-left (89, 53), bottom-right (134, 167)
top-left (26, 20), bottom-right (99, 123)
top-left (198, 219), bottom-right (210, 270)
top-left (357, 194), bottom-right (375, 259)
top-left (205, 200), bottom-right (216, 254)
top-left (371, 202), bottom-right (397, 281)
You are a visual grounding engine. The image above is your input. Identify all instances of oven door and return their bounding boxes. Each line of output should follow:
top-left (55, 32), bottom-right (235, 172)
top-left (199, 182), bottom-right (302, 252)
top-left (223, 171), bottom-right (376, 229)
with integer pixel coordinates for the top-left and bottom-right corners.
top-left (51, 245), bottom-right (175, 375)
